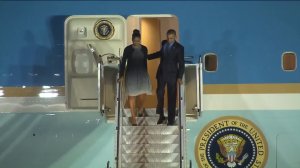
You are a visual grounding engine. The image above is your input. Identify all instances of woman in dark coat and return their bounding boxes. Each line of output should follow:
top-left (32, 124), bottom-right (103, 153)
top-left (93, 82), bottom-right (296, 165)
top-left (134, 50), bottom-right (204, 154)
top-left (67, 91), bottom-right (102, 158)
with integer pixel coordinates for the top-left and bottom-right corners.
top-left (118, 29), bottom-right (152, 126)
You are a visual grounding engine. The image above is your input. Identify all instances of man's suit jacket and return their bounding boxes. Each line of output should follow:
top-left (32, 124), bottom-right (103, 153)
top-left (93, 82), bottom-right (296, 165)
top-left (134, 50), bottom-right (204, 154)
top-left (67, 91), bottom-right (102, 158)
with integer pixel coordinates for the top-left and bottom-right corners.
top-left (148, 41), bottom-right (185, 81)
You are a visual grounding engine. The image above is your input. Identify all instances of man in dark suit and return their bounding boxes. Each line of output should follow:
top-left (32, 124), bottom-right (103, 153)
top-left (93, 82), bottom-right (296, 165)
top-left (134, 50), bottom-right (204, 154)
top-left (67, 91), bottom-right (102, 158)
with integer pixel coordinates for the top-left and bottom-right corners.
top-left (148, 29), bottom-right (185, 125)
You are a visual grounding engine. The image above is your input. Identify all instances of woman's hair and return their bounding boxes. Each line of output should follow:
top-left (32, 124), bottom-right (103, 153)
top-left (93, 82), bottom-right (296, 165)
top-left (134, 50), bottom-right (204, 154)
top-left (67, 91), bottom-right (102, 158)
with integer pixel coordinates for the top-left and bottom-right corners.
top-left (132, 29), bottom-right (141, 40)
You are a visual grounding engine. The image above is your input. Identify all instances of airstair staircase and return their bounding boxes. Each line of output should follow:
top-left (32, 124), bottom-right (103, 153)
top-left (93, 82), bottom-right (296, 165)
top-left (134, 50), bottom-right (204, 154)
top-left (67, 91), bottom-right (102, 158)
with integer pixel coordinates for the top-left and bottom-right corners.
top-left (120, 109), bottom-right (182, 168)
top-left (115, 81), bottom-right (186, 168)
top-left (87, 44), bottom-right (203, 168)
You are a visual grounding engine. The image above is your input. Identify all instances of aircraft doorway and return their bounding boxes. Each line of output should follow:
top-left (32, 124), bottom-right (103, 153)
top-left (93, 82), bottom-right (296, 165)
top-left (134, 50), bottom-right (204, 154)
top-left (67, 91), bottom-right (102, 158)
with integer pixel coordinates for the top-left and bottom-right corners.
top-left (126, 15), bottom-right (179, 108)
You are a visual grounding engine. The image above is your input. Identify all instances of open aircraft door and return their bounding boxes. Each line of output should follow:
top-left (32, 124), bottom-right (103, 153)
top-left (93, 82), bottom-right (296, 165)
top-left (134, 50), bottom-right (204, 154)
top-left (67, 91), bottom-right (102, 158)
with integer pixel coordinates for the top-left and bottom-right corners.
top-left (64, 15), bottom-right (126, 118)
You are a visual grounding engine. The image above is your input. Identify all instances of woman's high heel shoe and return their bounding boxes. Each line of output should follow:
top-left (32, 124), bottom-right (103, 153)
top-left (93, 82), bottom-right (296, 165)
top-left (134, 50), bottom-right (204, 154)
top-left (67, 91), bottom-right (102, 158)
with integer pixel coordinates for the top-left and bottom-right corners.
top-left (138, 108), bottom-right (147, 117)
top-left (131, 117), bottom-right (137, 126)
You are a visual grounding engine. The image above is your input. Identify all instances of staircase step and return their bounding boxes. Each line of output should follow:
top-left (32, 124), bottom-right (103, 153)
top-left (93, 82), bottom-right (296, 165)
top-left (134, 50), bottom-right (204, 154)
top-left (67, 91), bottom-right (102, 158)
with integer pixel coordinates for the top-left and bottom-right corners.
top-left (122, 126), bottom-right (179, 135)
top-left (123, 117), bottom-right (159, 126)
top-left (123, 108), bottom-right (157, 117)
top-left (122, 153), bottom-right (180, 163)
top-left (123, 116), bottom-right (178, 126)
top-left (123, 108), bottom-right (178, 117)
top-left (122, 144), bottom-right (180, 154)
top-left (122, 134), bottom-right (179, 144)
top-left (121, 162), bottom-right (180, 168)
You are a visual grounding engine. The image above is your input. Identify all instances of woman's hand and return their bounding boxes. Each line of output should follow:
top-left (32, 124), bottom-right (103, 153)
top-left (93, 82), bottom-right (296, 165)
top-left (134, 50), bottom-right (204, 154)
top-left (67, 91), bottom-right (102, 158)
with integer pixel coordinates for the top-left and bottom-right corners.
top-left (177, 78), bottom-right (183, 85)
top-left (117, 77), bottom-right (124, 83)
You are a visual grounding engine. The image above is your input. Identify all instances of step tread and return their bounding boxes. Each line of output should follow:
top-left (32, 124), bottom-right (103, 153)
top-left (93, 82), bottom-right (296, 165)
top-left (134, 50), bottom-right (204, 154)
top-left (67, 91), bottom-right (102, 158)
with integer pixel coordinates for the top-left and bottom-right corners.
top-left (122, 117), bottom-right (179, 126)
top-left (122, 144), bottom-right (180, 154)
top-left (122, 134), bottom-right (179, 144)
top-left (122, 126), bottom-right (179, 135)
top-left (121, 162), bottom-right (180, 168)
top-left (121, 153), bottom-right (180, 163)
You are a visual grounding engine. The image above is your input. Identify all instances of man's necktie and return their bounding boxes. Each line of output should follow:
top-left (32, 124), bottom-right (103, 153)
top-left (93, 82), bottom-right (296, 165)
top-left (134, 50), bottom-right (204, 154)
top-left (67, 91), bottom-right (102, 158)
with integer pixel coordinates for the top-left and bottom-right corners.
top-left (165, 43), bottom-right (172, 55)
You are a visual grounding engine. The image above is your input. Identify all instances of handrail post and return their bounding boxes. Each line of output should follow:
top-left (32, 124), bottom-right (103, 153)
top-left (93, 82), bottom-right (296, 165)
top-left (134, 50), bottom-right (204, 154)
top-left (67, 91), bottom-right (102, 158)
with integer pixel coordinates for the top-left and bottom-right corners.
top-left (195, 63), bottom-right (200, 115)
top-left (178, 82), bottom-right (183, 168)
top-left (97, 62), bottom-right (102, 114)
top-left (199, 57), bottom-right (204, 113)
top-left (115, 72), bottom-right (121, 168)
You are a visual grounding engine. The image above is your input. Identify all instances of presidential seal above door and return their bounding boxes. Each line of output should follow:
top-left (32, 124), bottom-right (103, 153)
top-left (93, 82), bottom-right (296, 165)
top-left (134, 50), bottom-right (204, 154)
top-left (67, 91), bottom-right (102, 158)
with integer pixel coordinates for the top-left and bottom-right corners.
top-left (94, 19), bottom-right (115, 40)
top-left (195, 116), bottom-right (268, 168)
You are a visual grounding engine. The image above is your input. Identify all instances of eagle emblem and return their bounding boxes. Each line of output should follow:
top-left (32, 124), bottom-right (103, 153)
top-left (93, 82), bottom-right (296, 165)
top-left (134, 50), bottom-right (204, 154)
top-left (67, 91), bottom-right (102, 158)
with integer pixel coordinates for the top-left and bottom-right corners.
top-left (195, 117), bottom-right (268, 168)
top-left (94, 19), bottom-right (114, 40)
top-left (216, 134), bottom-right (249, 168)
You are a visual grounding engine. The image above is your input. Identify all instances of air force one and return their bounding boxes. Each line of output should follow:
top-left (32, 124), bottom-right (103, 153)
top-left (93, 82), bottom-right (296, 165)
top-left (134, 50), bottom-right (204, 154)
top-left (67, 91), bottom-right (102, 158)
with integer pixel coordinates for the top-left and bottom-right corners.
top-left (0, 2), bottom-right (299, 167)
